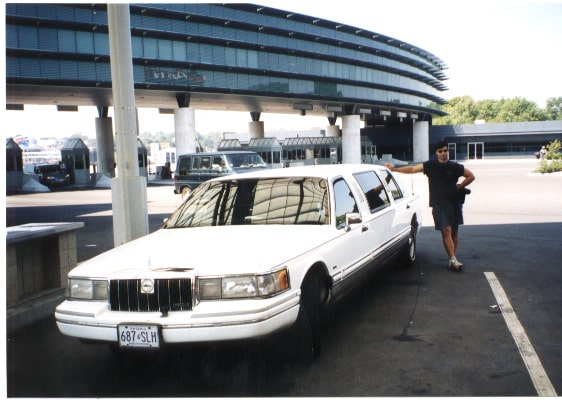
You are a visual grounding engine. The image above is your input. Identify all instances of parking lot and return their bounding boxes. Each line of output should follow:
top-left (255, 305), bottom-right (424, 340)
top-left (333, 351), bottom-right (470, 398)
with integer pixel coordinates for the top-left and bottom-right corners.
top-left (6, 159), bottom-right (562, 396)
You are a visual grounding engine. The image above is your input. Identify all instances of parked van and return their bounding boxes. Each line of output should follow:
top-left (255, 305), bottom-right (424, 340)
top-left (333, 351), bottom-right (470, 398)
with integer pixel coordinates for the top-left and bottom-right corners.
top-left (33, 163), bottom-right (71, 188)
top-left (173, 151), bottom-right (267, 197)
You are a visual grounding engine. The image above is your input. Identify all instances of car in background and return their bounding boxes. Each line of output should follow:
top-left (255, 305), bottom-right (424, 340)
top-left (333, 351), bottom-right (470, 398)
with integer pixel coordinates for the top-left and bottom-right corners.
top-left (33, 163), bottom-right (70, 188)
top-left (55, 164), bottom-right (422, 363)
top-left (173, 151), bottom-right (267, 198)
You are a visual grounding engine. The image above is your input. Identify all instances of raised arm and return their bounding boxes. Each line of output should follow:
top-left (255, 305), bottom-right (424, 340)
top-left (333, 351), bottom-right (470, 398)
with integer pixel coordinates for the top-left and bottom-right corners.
top-left (385, 163), bottom-right (424, 174)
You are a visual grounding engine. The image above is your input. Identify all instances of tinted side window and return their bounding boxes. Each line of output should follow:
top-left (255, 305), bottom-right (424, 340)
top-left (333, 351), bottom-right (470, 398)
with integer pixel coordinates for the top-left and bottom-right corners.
top-left (200, 156), bottom-right (212, 169)
top-left (379, 170), bottom-right (404, 200)
top-left (212, 156), bottom-right (225, 169)
top-left (178, 157), bottom-right (191, 175)
top-left (333, 178), bottom-right (358, 229)
top-left (192, 157), bottom-right (201, 169)
top-left (354, 171), bottom-right (390, 212)
top-left (193, 156), bottom-right (211, 170)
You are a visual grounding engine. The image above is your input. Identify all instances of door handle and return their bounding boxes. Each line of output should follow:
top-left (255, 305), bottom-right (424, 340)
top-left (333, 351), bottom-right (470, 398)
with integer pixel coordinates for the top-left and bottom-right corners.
top-left (362, 224), bottom-right (369, 232)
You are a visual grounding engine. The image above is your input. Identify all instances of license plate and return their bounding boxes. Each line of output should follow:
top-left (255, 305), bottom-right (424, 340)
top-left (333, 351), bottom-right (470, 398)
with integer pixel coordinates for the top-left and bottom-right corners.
top-left (118, 325), bottom-right (160, 349)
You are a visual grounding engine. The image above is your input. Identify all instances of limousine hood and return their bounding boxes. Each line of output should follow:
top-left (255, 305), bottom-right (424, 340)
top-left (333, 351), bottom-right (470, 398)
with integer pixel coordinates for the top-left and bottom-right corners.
top-left (70, 225), bottom-right (337, 278)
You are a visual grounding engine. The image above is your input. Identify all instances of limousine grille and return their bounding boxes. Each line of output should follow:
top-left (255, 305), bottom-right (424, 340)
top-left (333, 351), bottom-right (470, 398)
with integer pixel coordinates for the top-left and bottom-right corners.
top-left (109, 278), bottom-right (193, 312)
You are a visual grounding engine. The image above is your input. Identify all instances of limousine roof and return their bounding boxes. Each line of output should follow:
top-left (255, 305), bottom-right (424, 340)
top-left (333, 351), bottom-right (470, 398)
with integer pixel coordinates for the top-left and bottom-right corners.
top-left (212, 163), bottom-right (388, 181)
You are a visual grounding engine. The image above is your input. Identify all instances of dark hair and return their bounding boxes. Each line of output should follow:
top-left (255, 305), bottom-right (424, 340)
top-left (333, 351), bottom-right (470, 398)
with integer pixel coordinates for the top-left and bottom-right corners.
top-left (433, 140), bottom-right (448, 152)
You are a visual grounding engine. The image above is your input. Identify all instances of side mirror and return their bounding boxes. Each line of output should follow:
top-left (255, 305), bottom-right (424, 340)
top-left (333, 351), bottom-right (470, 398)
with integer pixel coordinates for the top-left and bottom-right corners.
top-left (345, 212), bottom-right (362, 230)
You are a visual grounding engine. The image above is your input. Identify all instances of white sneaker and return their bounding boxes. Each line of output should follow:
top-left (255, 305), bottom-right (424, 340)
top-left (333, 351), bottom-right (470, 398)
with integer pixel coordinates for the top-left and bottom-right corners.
top-left (448, 257), bottom-right (463, 272)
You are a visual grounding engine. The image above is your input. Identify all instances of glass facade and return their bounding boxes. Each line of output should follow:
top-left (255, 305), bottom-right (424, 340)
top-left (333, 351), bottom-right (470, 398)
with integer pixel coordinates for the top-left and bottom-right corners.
top-left (6, 3), bottom-right (448, 114)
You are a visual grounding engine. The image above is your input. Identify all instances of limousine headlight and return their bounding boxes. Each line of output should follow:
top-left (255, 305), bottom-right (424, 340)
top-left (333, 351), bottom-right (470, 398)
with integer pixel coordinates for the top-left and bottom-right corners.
top-left (199, 269), bottom-right (289, 300)
top-left (67, 278), bottom-right (108, 300)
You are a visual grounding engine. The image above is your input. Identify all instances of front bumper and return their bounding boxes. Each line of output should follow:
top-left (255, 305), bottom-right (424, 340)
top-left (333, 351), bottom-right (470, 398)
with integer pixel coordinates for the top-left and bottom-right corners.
top-left (55, 290), bottom-right (300, 344)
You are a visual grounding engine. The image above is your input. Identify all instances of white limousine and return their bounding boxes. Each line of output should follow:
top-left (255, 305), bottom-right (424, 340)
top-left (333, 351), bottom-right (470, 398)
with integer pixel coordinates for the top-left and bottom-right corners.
top-left (55, 164), bottom-right (422, 362)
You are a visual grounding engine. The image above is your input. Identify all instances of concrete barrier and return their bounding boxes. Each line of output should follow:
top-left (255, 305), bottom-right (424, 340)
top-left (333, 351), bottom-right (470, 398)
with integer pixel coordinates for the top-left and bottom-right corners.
top-left (6, 222), bottom-right (84, 309)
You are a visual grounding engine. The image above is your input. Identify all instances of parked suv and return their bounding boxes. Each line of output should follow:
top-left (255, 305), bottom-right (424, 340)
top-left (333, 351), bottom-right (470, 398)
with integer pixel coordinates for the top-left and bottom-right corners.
top-left (173, 151), bottom-right (267, 197)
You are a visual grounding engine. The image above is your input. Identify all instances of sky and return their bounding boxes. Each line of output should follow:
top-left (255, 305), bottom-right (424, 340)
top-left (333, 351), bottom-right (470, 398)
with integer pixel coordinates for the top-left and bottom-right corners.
top-left (3, 0), bottom-right (562, 139)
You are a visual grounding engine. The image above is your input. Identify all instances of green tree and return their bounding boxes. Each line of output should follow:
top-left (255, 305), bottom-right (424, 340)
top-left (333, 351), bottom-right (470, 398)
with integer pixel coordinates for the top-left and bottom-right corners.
top-left (474, 99), bottom-right (501, 122)
top-left (536, 139), bottom-right (562, 173)
top-left (434, 96), bottom-right (477, 125)
top-left (139, 130), bottom-right (155, 145)
top-left (546, 97), bottom-right (562, 120)
top-left (434, 96), bottom-right (557, 125)
top-left (494, 97), bottom-right (548, 122)
top-left (546, 139), bottom-right (561, 160)
top-left (198, 131), bottom-right (222, 151)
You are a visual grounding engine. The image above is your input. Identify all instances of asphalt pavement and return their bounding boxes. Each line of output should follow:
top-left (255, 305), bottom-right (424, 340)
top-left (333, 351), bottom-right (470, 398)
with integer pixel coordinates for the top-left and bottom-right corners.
top-left (5, 160), bottom-right (562, 396)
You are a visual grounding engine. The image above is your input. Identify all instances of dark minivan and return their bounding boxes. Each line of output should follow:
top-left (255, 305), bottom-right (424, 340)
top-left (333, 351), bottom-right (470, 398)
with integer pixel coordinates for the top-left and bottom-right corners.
top-left (173, 151), bottom-right (267, 197)
top-left (34, 163), bottom-right (71, 188)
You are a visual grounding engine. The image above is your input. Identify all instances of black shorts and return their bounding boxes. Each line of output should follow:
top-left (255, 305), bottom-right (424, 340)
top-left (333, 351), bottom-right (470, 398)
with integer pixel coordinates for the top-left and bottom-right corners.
top-left (432, 204), bottom-right (464, 231)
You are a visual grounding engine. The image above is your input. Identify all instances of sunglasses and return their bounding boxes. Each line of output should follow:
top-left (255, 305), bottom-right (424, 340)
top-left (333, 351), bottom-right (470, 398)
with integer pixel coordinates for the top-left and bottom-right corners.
top-left (437, 148), bottom-right (449, 154)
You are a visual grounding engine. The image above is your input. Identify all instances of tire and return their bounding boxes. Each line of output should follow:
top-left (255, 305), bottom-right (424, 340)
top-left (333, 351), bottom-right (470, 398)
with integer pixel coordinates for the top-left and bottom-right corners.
top-left (288, 307), bottom-right (315, 365)
top-left (401, 221), bottom-right (417, 266)
top-left (291, 270), bottom-right (328, 364)
top-left (181, 186), bottom-right (192, 199)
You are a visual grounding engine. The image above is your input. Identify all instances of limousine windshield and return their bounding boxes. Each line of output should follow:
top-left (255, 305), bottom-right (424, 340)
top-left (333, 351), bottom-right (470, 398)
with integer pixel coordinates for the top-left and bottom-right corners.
top-left (165, 177), bottom-right (330, 227)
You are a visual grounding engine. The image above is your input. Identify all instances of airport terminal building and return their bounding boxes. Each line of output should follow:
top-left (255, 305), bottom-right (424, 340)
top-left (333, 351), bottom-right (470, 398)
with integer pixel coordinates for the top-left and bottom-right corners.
top-left (7, 3), bottom-right (558, 167)
top-left (6, 2), bottom-right (448, 169)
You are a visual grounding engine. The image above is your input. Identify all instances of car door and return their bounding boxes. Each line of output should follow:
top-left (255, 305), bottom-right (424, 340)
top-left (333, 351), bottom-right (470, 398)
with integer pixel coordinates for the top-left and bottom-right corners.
top-left (353, 170), bottom-right (396, 259)
top-left (331, 177), bottom-right (374, 295)
top-left (376, 169), bottom-right (412, 241)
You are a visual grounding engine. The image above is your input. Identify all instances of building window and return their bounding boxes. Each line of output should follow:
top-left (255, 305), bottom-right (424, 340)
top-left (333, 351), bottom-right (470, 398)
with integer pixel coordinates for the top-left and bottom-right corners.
top-left (224, 47), bottom-right (235, 67)
top-left (158, 38), bottom-right (173, 60)
top-left (172, 41), bottom-right (186, 61)
top-left (144, 37), bottom-right (158, 59)
top-left (39, 28), bottom-right (58, 51)
top-left (186, 42), bottom-right (199, 63)
top-left (212, 45), bottom-right (225, 65)
top-left (76, 31), bottom-right (94, 54)
top-left (236, 48), bottom-right (247, 68)
top-left (248, 50), bottom-right (258, 68)
top-left (200, 44), bottom-right (213, 64)
top-left (94, 32), bottom-right (109, 55)
top-left (58, 30), bottom-right (76, 53)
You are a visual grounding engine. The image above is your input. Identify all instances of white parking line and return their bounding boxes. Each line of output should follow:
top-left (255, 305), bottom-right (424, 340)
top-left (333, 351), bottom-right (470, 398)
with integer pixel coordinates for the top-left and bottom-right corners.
top-left (484, 271), bottom-right (557, 396)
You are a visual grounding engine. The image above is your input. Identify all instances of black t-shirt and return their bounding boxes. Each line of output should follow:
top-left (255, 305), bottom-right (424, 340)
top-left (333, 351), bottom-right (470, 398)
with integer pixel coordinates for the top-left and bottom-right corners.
top-left (422, 160), bottom-right (464, 207)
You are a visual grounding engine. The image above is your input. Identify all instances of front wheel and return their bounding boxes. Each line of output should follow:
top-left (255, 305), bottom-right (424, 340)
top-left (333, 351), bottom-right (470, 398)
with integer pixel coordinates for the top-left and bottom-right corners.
top-left (290, 271), bottom-right (329, 364)
top-left (181, 186), bottom-right (192, 199)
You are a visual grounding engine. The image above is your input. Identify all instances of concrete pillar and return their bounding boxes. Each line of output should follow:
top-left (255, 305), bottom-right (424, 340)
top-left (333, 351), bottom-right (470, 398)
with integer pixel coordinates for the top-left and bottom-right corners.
top-left (95, 116), bottom-right (115, 177)
top-left (248, 121), bottom-right (265, 139)
top-left (342, 114), bottom-right (361, 164)
top-left (107, 4), bottom-right (148, 247)
top-left (326, 125), bottom-right (340, 137)
top-left (174, 107), bottom-right (197, 155)
top-left (413, 121), bottom-right (429, 162)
